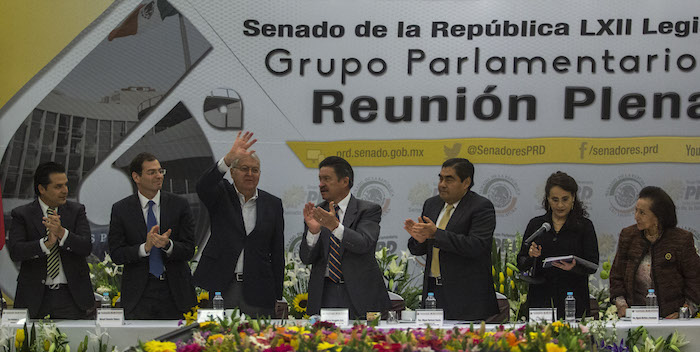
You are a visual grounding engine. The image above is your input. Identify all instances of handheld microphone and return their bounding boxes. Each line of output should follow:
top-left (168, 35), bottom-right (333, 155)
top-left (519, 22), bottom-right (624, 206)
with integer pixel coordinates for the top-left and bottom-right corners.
top-left (525, 222), bottom-right (551, 246)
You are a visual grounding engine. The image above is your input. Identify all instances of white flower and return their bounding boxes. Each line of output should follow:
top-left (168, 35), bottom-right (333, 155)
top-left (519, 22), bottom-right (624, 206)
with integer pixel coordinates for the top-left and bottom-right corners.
top-left (0, 326), bottom-right (11, 346)
top-left (102, 253), bottom-right (113, 265)
top-left (87, 327), bottom-right (109, 345)
top-left (284, 281), bottom-right (294, 288)
top-left (90, 273), bottom-right (95, 280)
top-left (388, 259), bottom-right (402, 275)
top-left (96, 286), bottom-right (111, 294)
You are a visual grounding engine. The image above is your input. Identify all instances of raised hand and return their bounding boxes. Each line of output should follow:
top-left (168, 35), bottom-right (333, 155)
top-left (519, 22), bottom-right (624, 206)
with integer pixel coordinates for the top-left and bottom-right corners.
top-left (303, 202), bottom-right (322, 234)
top-left (224, 131), bottom-right (257, 166)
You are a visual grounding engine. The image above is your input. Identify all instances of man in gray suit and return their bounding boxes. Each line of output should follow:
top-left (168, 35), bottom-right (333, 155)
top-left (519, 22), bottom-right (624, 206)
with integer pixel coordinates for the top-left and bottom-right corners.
top-left (300, 156), bottom-right (390, 319)
top-left (405, 158), bottom-right (499, 321)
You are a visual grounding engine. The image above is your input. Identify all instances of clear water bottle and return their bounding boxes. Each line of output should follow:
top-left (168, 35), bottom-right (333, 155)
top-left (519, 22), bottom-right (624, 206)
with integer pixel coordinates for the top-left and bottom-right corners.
top-left (101, 292), bottom-right (111, 308)
top-left (425, 292), bottom-right (437, 310)
top-left (646, 289), bottom-right (658, 307)
top-left (565, 292), bottom-right (576, 323)
top-left (213, 292), bottom-right (225, 310)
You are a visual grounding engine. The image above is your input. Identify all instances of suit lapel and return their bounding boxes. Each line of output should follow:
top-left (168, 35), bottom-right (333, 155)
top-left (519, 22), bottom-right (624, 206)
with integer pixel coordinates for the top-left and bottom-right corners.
top-left (129, 195), bottom-right (148, 240)
top-left (227, 186), bottom-right (246, 235)
top-left (160, 192), bottom-right (169, 234)
top-left (30, 200), bottom-right (46, 239)
top-left (342, 195), bottom-right (358, 228)
top-left (446, 191), bottom-right (471, 229)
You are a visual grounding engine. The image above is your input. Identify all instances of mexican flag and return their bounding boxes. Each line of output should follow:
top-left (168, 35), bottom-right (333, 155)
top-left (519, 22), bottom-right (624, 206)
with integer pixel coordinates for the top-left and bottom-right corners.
top-left (108, 0), bottom-right (179, 41)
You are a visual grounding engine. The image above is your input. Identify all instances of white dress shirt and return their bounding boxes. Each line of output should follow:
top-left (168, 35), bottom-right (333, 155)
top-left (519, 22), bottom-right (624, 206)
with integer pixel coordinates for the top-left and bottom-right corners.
top-left (38, 197), bottom-right (69, 285)
top-left (137, 190), bottom-right (174, 258)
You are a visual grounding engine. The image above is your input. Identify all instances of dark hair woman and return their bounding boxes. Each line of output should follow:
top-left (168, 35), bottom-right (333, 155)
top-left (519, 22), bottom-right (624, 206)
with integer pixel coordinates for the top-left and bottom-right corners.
top-left (610, 186), bottom-right (700, 318)
top-left (517, 171), bottom-right (599, 319)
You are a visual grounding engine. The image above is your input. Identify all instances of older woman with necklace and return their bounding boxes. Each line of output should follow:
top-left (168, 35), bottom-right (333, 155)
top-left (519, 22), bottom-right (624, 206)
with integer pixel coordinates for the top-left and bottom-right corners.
top-left (610, 186), bottom-right (700, 318)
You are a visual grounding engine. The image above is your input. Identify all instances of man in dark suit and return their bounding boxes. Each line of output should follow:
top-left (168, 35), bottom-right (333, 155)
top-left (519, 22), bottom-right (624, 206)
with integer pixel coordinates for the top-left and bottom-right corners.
top-left (300, 156), bottom-right (391, 319)
top-left (8, 162), bottom-right (94, 319)
top-left (108, 152), bottom-right (196, 319)
top-left (193, 131), bottom-right (284, 317)
top-left (405, 158), bottom-right (499, 321)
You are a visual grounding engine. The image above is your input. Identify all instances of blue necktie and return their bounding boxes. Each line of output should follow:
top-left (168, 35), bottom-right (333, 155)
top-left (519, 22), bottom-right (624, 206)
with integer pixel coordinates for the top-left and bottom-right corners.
top-left (328, 205), bottom-right (343, 283)
top-left (147, 200), bottom-right (164, 277)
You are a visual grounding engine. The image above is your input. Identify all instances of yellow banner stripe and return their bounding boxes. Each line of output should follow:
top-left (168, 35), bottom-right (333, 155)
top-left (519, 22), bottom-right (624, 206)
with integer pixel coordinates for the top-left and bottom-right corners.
top-left (287, 137), bottom-right (700, 167)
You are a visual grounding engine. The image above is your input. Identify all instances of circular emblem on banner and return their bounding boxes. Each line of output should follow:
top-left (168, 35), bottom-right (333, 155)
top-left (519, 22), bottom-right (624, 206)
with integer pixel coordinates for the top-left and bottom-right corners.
top-left (356, 177), bottom-right (395, 214)
top-left (282, 185), bottom-right (306, 209)
top-left (606, 175), bottom-right (645, 216)
top-left (408, 182), bottom-right (434, 208)
top-left (480, 175), bottom-right (520, 217)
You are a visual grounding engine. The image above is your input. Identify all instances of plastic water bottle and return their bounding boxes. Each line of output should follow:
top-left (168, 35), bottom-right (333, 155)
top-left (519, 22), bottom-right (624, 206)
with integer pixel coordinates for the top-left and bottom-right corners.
top-left (565, 292), bottom-right (576, 323)
top-left (425, 292), bottom-right (437, 310)
top-left (646, 289), bottom-right (658, 307)
top-left (101, 292), bottom-right (111, 308)
top-left (213, 292), bottom-right (225, 310)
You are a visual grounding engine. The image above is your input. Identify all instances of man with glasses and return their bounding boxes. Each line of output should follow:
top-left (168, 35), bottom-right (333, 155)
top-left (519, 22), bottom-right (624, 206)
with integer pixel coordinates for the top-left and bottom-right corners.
top-left (193, 131), bottom-right (284, 317)
top-left (108, 152), bottom-right (197, 319)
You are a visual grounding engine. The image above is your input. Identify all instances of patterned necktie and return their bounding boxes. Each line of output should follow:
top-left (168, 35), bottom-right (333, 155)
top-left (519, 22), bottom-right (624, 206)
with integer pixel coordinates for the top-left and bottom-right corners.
top-left (147, 200), bottom-right (164, 277)
top-left (46, 207), bottom-right (61, 279)
top-left (431, 204), bottom-right (454, 278)
top-left (328, 205), bottom-right (343, 283)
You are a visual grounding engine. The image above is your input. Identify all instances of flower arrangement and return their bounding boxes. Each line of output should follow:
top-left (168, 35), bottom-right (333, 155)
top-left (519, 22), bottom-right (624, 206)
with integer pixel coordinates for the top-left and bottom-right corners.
top-left (374, 247), bottom-right (422, 310)
top-left (143, 317), bottom-right (609, 352)
top-left (282, 250), bottom-right (311, 319)
top-left (88, 253), bottom-right (123, 307)
top-left (492, 237), bottom-right (528, 320)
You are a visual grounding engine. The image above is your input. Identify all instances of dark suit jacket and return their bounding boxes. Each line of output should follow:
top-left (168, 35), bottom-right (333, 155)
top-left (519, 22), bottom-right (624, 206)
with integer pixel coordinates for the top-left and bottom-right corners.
top-left (107, 192), bottom-right (197, 313)
top-left (408, 191), bottom-right (499, 320)
top-left (8, 199), bottom-right (94, 317)
top-left (300, 195), bottom-right (391, 316)
top-left (193, 163), bottom-right (284, 309)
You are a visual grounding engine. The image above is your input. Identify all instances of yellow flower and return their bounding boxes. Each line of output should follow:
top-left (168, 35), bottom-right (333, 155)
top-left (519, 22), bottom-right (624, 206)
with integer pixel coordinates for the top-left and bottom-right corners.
top-left (499, 272), bottom-right (505, 283)
top-left (143, 341), bottom-right (177, 352)
top-left (499, 284), bottom-right (505, 294)
top-left (44, 340), bottom-right (51, 351)
top-left (510, 280), bottom-right (515, 290)
top-left (507, 267), bottom-right (514, 277)
top-left (15, 329), bottom-right (25, 348)
top-left (183, 308), bottom-right (198, 326)
top-left (492, 266), bottom-right (496, 276)
top-left (529, 332), bottom-right (540, 340)
top-left (197, 292), bottom-right (209, 303)
top-left (112, 292), bottom-right (121, 307)
top-left (293, 293), bottom-right (309, 313)
top-left (199, 321), bottom-right (218, 329)
top-left (208, 334), bottom-right (225, 343)
top-left (546, 342), bottom-right (567, 352)
top-left (318, 341), bottom-right (340, 351)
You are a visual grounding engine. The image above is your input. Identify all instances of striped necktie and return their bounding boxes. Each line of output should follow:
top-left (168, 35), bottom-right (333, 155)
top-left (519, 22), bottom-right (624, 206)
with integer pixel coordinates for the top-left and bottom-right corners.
top-left (328, 205), bottom-right (343, 283)
top-left (430, 204), bottom-right (454, 278)
top-left (46, 207), bottom-right (61, 279)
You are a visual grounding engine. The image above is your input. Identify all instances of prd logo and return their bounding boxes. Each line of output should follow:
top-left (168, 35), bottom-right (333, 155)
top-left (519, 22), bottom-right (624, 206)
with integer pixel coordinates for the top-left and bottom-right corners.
top-left (606, 175), bottom-right (644, 216)
top-left (282, 185), bottom-right (306, 210)
top-left (480, 175), bottom-right (520, 217)
top-left (356, 177), bottom-right (395, 215)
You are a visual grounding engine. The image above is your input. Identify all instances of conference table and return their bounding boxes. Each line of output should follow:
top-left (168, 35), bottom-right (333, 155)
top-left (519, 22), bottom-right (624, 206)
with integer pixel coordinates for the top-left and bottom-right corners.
top-left (12, 319), bottom-right (700, 351)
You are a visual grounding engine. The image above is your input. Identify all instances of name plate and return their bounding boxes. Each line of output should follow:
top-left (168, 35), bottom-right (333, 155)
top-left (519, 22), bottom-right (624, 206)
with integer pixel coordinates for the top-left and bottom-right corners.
top-left (630, 307), bottom-right (659, 323)
top-left (529, 308), bottom-right (557, 323)
top-left (96, 308), bottom-right (124, 326)
top-left (320, 308), bottom-right (349, 327)
top-left (415, 309), bottom-right (444, 327)
top-left (198, 309), bottom-right (225, 323)
top-left (1, 309), bottom-right (28, 326)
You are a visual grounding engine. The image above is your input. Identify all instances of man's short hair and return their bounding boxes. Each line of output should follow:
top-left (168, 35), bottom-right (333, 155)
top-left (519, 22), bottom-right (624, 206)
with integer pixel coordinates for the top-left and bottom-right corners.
top-left (129, 152), bottom-right (158, 176)
top-left (34, 162), bottom-right (66, 196)
top-left (442, 158), bottom-right (475, 187)
top-left (231, 153), bottom-right (260, 168)
top-left (319, 156), bottom-right (354, 189)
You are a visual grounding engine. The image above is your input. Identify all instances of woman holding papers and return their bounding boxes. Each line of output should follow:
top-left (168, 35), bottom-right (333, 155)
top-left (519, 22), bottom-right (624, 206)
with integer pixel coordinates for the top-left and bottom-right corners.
top-left (517, 171), bottom-right (599, 319)
top-left (610, 186), bottom-right (700, 319)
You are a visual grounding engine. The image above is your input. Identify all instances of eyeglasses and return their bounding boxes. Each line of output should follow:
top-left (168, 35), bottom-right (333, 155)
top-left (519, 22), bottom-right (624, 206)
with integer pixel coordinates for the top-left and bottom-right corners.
top-left (144, 168), bottom-right (167, 176)
top-left (234, 166), bottom-right (260, 175)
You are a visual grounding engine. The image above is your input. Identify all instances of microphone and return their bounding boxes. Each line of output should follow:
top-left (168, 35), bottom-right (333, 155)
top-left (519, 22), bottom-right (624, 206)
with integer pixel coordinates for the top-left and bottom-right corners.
top-left (524, 222), bottom-right (551, 246)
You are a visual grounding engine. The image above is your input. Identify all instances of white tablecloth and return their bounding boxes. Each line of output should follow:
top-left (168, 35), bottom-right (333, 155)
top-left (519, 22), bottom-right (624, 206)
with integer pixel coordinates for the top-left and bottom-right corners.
top-left (11, 319), bottom-right (700, 351)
